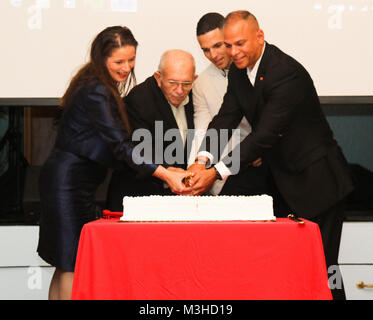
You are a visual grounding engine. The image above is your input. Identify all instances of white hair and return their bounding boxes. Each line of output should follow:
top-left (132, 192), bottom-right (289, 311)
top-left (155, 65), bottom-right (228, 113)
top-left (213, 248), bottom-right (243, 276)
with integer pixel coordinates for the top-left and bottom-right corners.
top-left (158, 49), bottom-right (196, 74)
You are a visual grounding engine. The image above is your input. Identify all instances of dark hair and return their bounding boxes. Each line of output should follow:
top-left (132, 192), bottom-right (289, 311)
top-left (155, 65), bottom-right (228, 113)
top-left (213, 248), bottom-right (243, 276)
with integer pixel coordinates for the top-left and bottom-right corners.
top-left (196, 12), bottom-right (224, 36)
top-left (60, 26), bottom-right (138, 133)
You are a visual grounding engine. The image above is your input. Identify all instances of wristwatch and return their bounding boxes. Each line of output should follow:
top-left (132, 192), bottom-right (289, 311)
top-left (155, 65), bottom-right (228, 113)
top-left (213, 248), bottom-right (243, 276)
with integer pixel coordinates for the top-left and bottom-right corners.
top-left (195, 157), bottom-right (211, 168)
top-left (213, 166), bottom-right (222, 180)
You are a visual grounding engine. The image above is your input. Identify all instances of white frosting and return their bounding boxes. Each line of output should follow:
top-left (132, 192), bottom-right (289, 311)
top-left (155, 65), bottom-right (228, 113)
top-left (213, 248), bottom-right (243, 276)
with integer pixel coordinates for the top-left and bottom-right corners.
top-left (121, 195), bottom-right (275, 221)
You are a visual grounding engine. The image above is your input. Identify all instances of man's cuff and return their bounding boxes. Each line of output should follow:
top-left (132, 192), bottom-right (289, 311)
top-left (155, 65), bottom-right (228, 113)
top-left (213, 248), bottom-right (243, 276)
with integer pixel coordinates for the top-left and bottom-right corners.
top-left (196, 151), bottom-right (214, 164)
top-left (214, 161), bottom-right (232, 180)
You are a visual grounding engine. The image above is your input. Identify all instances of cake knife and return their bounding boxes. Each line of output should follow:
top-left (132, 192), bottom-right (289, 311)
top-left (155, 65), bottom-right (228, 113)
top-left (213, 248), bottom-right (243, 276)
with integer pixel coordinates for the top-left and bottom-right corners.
top-left (287, 214), bottom-right (305, 224)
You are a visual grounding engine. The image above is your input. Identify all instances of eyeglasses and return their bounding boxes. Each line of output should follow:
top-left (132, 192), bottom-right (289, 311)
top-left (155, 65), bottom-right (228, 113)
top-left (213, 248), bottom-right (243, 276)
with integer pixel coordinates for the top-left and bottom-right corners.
top-left (166, 79), bottom-right (193, 91)
top-left (158, 71), bottom-right (194, 90)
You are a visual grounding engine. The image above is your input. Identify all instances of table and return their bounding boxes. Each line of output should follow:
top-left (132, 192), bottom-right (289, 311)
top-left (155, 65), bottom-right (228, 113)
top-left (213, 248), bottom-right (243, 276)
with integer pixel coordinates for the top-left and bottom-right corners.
top-left (71, 217), bottom-right (332, 300)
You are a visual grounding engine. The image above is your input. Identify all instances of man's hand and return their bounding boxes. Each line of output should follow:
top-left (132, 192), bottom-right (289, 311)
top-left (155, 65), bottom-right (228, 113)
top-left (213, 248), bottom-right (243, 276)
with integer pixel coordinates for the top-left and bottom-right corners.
top-left (166, 167), bottom-right (187, 173)
top-left (153, 166), bottom-right (192, 195)
top-left (187, 155), bottom-right (210, 174)
top-left (188, 168), bottom-right (217, 196)
top-left (187, 162), bottom-right (206, 174)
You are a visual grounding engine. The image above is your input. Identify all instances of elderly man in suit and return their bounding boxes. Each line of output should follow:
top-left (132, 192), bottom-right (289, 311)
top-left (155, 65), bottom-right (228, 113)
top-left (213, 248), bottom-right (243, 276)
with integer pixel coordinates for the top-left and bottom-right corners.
top-left (190, 12), bottom-right (267, 196)
top-left (188, 10), bottom-right (354, 298)
top-left (106, 49), bottom-right (197, 210)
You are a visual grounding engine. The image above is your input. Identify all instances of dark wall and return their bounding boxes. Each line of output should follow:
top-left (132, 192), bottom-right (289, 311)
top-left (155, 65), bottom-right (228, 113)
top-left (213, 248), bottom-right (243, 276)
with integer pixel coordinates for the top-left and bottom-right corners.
top-left (327, 114), bottom-right (373, 172)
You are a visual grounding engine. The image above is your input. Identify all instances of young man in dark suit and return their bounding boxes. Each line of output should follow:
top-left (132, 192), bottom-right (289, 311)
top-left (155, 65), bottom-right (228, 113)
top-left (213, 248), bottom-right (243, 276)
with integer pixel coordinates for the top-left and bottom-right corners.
top-left (106, 50), bottom-right (197, 210)
top-left (188, 10), bottom-right (354, 299)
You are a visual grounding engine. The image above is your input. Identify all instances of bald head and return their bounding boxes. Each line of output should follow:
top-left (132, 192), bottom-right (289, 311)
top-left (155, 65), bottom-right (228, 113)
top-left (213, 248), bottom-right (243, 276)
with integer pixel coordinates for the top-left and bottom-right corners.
top-left (158, 49), bottom-right (196, 74)
top-left (154, 49), bottom-right (197, 107)
top-left (224, 10), bottom-right (260, 31)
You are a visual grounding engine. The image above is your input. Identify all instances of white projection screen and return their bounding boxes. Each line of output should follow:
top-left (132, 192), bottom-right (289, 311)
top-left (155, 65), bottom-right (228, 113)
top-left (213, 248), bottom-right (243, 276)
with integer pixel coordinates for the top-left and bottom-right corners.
top-left (0, 0), bottom-right (372, 98)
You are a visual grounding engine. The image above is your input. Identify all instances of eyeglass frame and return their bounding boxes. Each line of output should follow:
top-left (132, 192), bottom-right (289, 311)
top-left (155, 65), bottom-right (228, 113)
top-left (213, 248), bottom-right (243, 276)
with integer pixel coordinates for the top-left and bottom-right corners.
top-left (156, 71), bottom-right (194, 90)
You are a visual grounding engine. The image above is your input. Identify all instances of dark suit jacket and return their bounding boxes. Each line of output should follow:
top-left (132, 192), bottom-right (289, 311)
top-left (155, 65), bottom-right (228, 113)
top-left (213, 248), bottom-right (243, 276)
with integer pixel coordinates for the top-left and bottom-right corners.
top-left (126, 76), bottom-right (195, 169)
top-left (204, 43), bottom-right (354, 218)
top-left (106, 76), bottom-right (194, 208)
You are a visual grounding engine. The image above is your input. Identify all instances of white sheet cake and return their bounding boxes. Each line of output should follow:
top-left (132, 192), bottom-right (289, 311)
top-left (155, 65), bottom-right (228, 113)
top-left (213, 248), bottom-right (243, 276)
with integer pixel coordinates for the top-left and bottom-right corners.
top-left (121, 195), bottom-right (275, 221)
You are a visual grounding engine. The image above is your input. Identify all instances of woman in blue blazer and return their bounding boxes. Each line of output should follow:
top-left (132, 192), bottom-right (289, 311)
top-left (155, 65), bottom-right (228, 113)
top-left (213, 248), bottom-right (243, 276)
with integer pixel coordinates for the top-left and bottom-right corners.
top-left (37, 26), bottom-right (190, 299)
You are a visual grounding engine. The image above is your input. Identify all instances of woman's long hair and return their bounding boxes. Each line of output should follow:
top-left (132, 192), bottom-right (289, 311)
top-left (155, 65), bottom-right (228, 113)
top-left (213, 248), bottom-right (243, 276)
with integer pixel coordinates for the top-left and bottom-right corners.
top-left (60, 26), bottom-right (137, 133)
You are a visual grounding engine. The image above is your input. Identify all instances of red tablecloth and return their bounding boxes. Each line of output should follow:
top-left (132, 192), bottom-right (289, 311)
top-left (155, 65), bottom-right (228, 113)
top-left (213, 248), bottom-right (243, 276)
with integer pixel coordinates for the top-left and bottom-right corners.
top-left (71, 218), bottom-right (332, 300)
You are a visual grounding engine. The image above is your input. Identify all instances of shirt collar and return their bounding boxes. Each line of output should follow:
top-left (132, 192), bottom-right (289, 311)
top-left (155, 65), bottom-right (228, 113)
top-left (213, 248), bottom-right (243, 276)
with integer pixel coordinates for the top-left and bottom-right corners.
top-left (210, 63), bottom-right (230, 78)
top-left (246, 42), bottom-right (266, 85)
top-left (168, 95), bottom-right (189, 110)
top-left (221, 68), bottom-right (229, 78)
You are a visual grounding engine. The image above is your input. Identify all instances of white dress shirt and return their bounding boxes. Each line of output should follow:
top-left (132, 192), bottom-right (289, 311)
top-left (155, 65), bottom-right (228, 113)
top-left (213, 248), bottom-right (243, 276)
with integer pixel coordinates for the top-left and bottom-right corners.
top-left (191, 62), bottom-right (252, 194)
top-left (169, 96), bottom-right (189, 146)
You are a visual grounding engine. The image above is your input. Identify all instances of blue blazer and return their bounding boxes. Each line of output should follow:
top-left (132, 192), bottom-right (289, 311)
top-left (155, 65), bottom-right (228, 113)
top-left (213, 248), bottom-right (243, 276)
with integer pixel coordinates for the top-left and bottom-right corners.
top-left (55, 81), bottom-right (157, 176)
